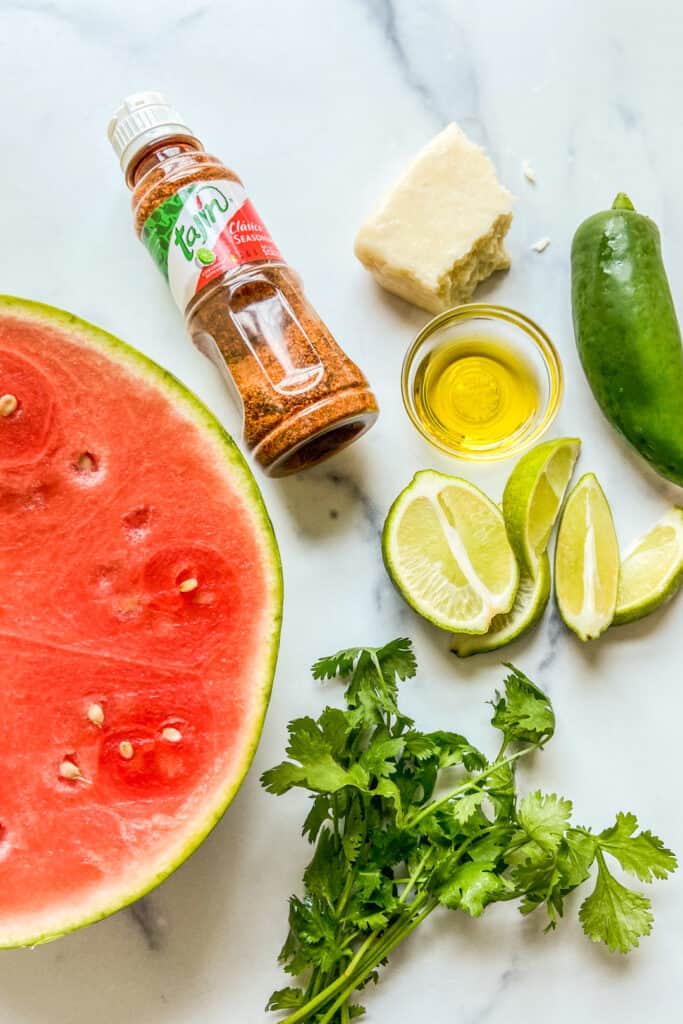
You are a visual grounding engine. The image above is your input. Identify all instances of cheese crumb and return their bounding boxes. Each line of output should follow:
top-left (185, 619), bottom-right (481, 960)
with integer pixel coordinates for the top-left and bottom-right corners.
top-left (531, 237), bottom-right (551, 253)
top-left (354, 124), bottom-right (514, 314)
top-left (522, 159), bottom-right (537, 183)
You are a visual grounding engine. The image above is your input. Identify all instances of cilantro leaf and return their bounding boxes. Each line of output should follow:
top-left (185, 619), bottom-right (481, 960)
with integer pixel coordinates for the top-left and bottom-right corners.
top-left (375, 637), bottom-right (417, 684)
top-left (436, 862), bottom-right (505, 916)
top-left (344, 650), bottom-right (402, 724)
top-left (284, 895), bottom-right (349, 974)
top-left (448, 791), bottom-right (485, 827)
top-left (261, 716), bottom-right (369, 795)
top-left (558, 830), bottom-right (597, 888)
top-left (484, 760), bottom-right (516, 818)
top-left (517, 791), bottom-right (573, 852)
top-left (266, 987), bottom-right (304, 1011)
top-left (403, 732), bottom-right (439, 761)
top-left (312, 638), bottom-right (415, 685)
top-left (579, 854), bottom-right (654, 953)
top-left (467, 829), bottom-right (512, 864)
top-left (598, 812), bottom-right (677, 883)
top-left (490, 665), bottom-right (555, 746)
top-left (261, 760), bottom-right (309, 795)
top-left (355, 869), bottom-right (383, 901)
top-left (285, 717), bottom-right (338, 766)
top-left (312, 647), bottom-right (363, 680)
top-left (512, 857), bottom-right (563, 919)
top-left (302, 796), bottom-right (331, 842)
top-left (317, 707), bottom-right (353, 758)
top-left (359, 737), bottom-right (403, 780)
top-left (312, 640), bottom-right (416, 728)
top-left (342, 799), bottom-right (365, 864)
top-left (261, 754), bottom-right (361, 795)
top-left (427, 731), bottom-right (488, 771)
top-left (303, 829), bottom-right (345, 905)
top-left (373, 777), bottom-right (403, 817)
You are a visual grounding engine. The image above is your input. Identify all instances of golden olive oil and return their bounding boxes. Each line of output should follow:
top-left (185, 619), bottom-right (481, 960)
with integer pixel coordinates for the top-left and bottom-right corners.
top-left (413, 336), bottom-right (539, 454)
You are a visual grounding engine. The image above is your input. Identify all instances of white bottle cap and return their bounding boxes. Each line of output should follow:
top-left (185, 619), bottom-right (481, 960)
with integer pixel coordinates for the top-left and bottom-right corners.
top-left (108, 91), bottom-right (195, 177)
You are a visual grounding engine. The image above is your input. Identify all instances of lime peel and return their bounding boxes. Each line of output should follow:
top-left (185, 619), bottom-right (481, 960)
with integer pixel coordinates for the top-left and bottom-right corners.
top-left (613, 507), bottom-right (683, 625)
top-left (503, 437), bottom-right (581, 574)
top-left (452, 554), bottom-right (551, 657)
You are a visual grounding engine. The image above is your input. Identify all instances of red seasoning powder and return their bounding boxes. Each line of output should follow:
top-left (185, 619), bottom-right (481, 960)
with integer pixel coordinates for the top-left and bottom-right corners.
top-left (108, 92), bottom-right (378, 476)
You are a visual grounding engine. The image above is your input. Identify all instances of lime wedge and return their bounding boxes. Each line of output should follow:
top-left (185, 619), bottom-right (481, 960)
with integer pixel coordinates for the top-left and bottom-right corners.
top-left (451, 553), bottom-right (551, 656)
top-left (382, 471), bottom-right (519, 633)
top-left (554, 473), bottom-right (619, 641)
top-left (503, 438), bottom-right (581, 572)
top-left (613, 507), bottom-right (683, 625)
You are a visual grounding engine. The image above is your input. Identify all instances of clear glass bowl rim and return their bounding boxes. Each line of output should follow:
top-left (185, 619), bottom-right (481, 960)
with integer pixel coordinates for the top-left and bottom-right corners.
top-left (401, 303), bottom-right (564, 461)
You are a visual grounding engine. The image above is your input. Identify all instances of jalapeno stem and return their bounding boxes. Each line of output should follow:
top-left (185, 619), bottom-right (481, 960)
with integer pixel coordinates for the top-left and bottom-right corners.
top-left (612, 192), bottom-right (635, 211)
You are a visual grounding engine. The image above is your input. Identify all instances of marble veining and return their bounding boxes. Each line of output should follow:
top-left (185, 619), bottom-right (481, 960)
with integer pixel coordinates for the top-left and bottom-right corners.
top-left (324, 469), bottom-right (383, 534)
top-left (469, 965), bottom-right (517, 1024)
top-left (363, 0), bottom-right (446, 122)
top-left (128, 897), bottom-right (167, 953)
top-left (535, 606), bottom-right (565, 674)
top-left (0, 1), bottom-right (681, 1022)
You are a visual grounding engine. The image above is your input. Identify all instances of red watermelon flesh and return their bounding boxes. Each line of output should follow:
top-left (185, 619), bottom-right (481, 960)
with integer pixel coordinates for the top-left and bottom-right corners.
top-left (0, 297), bottom-right (282, 947)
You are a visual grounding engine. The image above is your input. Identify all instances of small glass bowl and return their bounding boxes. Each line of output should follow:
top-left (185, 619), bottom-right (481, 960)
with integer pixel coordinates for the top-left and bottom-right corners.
top-left (401, 304), bottom-right (563, 462)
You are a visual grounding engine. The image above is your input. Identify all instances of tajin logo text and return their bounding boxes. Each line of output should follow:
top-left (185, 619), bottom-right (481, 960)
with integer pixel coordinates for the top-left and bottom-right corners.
top-left (174, 186), bottom-right (231, 260)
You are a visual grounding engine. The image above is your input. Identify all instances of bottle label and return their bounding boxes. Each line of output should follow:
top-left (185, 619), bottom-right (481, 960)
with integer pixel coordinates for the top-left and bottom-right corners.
top-left (141, 178), bottom-right (283, 310)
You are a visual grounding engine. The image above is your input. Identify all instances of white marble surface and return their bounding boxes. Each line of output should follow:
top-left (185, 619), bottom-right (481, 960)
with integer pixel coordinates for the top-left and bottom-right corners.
top-left (1, 0), bottom-right (682, 1020)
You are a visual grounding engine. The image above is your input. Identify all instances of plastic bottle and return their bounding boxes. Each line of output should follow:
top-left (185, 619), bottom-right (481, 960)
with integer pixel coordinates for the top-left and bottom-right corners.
top-left (108, 92), bottom-right (378, 476)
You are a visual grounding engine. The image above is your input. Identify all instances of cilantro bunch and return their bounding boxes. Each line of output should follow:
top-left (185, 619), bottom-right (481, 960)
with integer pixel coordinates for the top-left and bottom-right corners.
top-left (262, 640), bottom-right (675, 1023)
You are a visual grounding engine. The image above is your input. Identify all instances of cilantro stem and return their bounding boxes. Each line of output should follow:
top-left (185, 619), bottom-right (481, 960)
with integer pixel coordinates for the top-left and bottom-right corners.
top-left (278, 894), bottom-right (430, 1024)
top-left (317, 988), bottom-right (353, 1024)
top-left (316, 897), bottom-right (439, 1024)
top-left (335, 865), bottom-right (355, 917)
top-left (335, 851), bottom-right (431, 962)
top-left (353, 894), bottom-right (432, 973)
top-left (406, 746), bottom-right (536, 829)
top-left (332, 794), bottom-right (341, 847)
top-left (400, 851), bottom-right (430, 904)
top-left (278, 925), bottom-right (380, 1024)
top-left (308, 971), bottom-right (323, 1000)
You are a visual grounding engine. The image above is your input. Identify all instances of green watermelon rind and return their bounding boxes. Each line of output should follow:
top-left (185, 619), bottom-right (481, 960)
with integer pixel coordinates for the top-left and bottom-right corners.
top-left (0, 295), bottom-right (283, 948)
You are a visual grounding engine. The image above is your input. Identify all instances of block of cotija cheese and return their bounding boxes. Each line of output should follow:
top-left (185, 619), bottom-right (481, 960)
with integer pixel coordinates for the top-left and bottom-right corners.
top-left (354, 124), bottom-right (514, 314)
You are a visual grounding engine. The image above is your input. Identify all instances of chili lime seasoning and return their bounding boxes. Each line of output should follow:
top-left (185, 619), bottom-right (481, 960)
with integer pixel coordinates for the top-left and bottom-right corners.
top-left (108, 92), bottom-right (378, 476)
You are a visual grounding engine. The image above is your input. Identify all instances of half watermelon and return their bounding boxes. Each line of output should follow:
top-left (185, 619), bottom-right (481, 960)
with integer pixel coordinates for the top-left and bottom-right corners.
top-left (0, 296), bottom-right (282, 947)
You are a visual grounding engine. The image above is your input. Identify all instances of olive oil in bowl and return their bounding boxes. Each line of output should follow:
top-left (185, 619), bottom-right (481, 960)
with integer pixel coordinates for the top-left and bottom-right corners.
top-left (402, 305), bottom-right (563, 461)
top-left (414, 337), bottom-right (539, 452)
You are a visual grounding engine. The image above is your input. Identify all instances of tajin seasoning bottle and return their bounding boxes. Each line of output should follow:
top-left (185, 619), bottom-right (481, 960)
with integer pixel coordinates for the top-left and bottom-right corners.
top-left (108, 92), bottom-right (378, 476)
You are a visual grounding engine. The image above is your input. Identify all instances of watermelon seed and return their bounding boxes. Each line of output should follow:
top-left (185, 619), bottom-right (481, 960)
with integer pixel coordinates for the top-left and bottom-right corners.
top-left (75, 452), bottom-right (97, 474)
top-left (178, 577), bottom-right (199, 593)
top-left (161, 727), bottom-right (182, 743)
top-left (87, 703), bottom-right (105, 727)
top-left (0, 394), bottom-right (18, 417)
top-left (119, 740), bottom-right (134, 760)
top-left (59, 759), bottom-right (82, 781)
